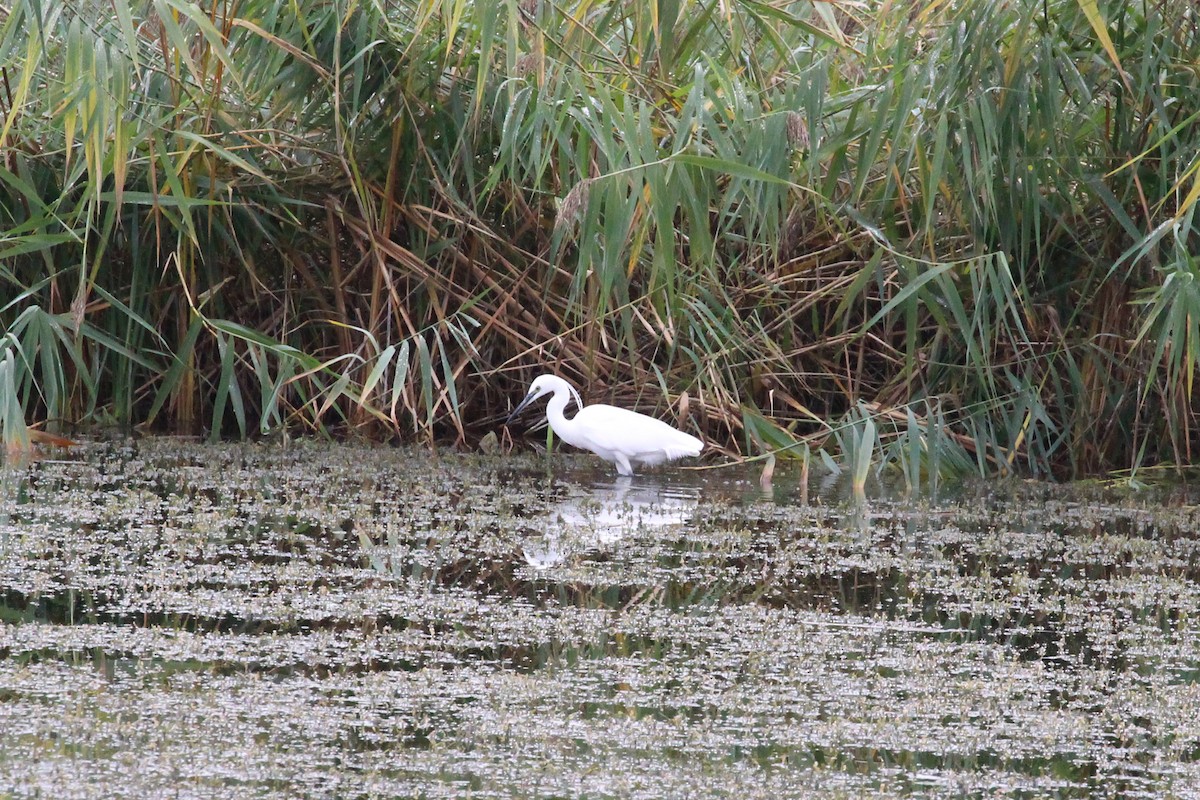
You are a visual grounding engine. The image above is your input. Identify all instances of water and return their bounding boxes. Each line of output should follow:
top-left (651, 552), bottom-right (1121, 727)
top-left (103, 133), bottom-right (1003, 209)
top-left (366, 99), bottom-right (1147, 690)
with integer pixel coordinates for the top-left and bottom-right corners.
top-left (2, 439), bottom-right (1199, 798)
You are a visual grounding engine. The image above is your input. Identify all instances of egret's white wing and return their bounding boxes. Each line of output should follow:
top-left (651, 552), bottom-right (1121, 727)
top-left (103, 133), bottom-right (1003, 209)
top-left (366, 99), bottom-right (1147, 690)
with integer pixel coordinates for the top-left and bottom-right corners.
top-left (571, 404), bottom-right (702, 460)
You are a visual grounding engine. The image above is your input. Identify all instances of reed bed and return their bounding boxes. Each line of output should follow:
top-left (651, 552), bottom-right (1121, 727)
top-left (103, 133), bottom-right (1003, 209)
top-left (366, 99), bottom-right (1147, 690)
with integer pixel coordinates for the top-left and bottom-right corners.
top-left (1, 0), bottom-right (1198, 478)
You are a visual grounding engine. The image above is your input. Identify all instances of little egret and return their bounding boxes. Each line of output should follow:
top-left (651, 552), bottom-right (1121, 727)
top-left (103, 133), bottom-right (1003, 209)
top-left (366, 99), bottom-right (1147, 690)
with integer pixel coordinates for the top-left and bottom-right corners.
top-left (505, 374), bottom-right (703, 476)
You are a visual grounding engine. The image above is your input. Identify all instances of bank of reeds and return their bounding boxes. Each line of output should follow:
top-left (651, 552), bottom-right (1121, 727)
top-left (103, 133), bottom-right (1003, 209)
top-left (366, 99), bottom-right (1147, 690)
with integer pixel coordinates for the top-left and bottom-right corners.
top-left (1, 0), bottom-right (1198, 479)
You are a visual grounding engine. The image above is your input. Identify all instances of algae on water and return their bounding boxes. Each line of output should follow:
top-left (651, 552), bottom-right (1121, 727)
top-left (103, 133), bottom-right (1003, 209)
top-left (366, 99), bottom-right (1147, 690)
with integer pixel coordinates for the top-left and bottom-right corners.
top-left (1, 439), bottom-right (1199, 798)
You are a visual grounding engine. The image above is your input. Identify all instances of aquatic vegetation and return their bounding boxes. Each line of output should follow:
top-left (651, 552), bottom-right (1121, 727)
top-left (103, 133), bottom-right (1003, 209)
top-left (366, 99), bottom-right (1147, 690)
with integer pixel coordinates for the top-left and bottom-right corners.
top-left (3, 2), bottom-right (1200, 476)
top-left (1, 440), bottom-right (1199, 797)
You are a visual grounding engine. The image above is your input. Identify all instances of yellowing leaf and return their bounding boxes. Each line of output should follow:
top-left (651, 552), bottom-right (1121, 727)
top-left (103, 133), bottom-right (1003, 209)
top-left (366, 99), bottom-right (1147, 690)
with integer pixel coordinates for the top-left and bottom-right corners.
top-left (1076, 0), bottom-right (1130, 92)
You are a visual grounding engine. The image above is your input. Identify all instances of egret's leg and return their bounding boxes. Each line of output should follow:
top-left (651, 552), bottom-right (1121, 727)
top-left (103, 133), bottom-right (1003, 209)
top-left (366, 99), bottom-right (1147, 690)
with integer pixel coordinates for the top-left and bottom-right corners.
top-left (613, 454), bottom-right (635, 476)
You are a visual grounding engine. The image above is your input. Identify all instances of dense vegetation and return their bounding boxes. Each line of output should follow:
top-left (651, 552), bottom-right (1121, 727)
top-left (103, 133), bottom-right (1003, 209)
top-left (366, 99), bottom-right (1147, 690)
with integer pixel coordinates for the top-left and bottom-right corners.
top-left (1, 0), bottom-right (1198, 480)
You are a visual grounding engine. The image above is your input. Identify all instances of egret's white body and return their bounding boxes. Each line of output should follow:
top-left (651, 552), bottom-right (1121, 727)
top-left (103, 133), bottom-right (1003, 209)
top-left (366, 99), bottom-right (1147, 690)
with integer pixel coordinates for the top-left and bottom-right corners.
top-left (506, 374), bottom-right (703, 476)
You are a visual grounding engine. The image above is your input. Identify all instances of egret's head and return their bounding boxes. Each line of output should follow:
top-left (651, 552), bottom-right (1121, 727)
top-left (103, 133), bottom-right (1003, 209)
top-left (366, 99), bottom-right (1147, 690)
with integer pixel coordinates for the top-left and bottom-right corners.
top-left (504, 373), bottom-right (581, 425)
top-left (527, 374), bottom-right (556, 398)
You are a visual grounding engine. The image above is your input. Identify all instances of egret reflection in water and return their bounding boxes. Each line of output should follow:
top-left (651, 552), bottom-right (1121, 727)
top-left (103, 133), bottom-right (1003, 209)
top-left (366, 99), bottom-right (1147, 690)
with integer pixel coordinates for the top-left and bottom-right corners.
top-left (521, 476), bottom-right (700, 569)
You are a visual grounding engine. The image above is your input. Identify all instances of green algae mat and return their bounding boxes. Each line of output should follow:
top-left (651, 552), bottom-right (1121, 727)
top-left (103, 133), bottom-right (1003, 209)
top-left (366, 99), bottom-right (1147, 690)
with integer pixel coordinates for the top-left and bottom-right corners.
top-left (2, 440), bottom-right (1199, 798)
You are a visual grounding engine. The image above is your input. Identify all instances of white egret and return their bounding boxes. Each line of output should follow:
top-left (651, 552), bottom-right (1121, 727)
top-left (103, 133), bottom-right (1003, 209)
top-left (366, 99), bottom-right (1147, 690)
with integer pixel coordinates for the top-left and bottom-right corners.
top-left (505, 374), bottom-right (703, 476)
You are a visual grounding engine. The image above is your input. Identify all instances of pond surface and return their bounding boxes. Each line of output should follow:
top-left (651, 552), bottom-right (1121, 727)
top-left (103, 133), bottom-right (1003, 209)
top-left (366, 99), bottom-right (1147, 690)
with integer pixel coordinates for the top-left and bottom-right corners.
top-left (1, 439), bottom-right (1199, 798)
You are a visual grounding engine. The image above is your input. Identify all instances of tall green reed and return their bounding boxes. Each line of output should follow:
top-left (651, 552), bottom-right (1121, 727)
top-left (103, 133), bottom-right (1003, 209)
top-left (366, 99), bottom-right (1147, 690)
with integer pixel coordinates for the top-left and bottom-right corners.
top-left (1, 0), bottom-right (1198, 479)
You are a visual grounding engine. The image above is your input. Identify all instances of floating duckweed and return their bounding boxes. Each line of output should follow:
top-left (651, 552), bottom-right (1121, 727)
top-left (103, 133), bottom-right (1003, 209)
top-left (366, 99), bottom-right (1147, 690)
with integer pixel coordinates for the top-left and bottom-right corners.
top-left (1, 439), bottom-right (1199, 797)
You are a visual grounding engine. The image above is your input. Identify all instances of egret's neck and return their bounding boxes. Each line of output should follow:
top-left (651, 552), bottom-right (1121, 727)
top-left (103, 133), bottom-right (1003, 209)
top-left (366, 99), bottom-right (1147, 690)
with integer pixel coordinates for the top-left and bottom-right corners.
top-left (545, 390), bottom-right (581, 445)
top-left (546, 390), bottom-right (574, 423)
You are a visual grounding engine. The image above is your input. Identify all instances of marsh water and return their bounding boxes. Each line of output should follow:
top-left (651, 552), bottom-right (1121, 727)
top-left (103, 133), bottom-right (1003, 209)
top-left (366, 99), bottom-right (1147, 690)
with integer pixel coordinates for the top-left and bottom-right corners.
top-left (1, 439), bottom-right (1199, 798)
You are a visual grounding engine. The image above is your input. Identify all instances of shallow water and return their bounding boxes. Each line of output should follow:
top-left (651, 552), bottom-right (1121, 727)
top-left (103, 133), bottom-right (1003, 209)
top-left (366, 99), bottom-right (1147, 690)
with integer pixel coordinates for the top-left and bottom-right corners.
top-left (2, 439), bottom-right (1199, 798)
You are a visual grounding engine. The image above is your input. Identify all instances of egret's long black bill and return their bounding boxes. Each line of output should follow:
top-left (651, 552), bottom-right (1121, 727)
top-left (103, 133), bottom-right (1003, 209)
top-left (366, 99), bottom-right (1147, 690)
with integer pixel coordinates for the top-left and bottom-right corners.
top-left (504, 392), bottom-right (537, 426)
